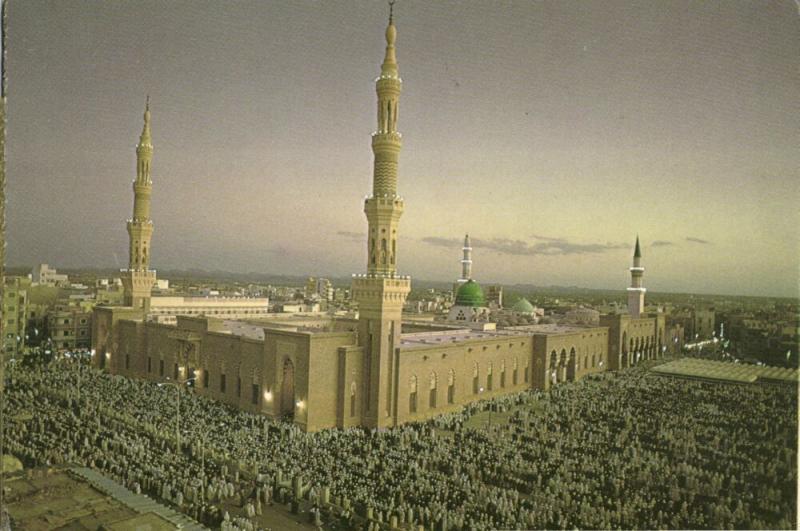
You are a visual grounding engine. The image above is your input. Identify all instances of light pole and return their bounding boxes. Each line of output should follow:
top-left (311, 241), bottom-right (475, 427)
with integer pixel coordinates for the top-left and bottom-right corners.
top-left (478, 386), bottom-right (493, 429)
top-left (158, 376), bottom-right (195, 452)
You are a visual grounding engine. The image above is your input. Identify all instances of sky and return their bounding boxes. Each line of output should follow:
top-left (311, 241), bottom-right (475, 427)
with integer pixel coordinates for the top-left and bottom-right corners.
top-left (6, 0), bottom-right (799, 297)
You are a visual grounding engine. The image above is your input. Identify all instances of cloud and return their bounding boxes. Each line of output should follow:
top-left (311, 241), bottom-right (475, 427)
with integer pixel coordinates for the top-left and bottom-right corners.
top-left (651, 240), bottom-right (674, 247)
top-left (421, 235), bottom-right (627, 256)
top-left (530, 233), bottom-right (566, 242)
top-left (337, 231), bottom-right (365, 240)
top-left (686, 237), bottom-right (711, 245)
top-left (420, 236), bottom-right (463, 248)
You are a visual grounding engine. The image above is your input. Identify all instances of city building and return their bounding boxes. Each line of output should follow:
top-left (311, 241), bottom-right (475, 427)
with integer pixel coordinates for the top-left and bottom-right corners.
top-left (3, 276), bottom-right (29, 354)
top-left (31, 263), bottom-right (69, 286)
top-left (47, 303), bottom-right (92, 350)
top-left (94, 11), bottom-right (667, 432)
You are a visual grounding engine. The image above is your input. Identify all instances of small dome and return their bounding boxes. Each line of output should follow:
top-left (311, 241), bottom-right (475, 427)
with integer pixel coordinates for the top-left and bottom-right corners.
top-left (512, 298), bottom-right (535, 314)
top-left (455, 280), bottom-right (485, 307)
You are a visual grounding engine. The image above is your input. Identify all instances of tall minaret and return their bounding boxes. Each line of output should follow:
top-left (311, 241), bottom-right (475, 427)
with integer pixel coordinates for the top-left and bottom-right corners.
top-left (627, 236), bottom-right (645, 318)
top-left (121, 98), bottom-right (157, 312)
top-left (351, 3), bottom-right (411, 429)
top-left (460, 234), bottom-right (472, 282)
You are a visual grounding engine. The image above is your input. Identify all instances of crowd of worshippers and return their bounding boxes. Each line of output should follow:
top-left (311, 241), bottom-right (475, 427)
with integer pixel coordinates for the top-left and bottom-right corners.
top-left (3, 350), bottom-right (796, 530)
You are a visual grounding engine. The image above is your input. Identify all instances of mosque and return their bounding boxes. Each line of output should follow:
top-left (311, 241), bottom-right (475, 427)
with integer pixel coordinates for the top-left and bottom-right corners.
top-left (92, 10), bottom-right (665, 432)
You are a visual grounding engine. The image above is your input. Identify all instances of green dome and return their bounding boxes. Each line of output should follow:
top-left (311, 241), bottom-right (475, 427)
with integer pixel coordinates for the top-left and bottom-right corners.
top-left (512, 298), bottom-right (535, 314)
top-left (455, 280), bottom-right (486, 307)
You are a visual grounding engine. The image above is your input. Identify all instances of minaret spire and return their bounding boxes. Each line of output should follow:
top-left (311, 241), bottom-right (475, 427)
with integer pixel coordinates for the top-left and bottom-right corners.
top-left (627, 235), bottom-right (645, 318)
top-left (122, 98), bottom-right (157, 312)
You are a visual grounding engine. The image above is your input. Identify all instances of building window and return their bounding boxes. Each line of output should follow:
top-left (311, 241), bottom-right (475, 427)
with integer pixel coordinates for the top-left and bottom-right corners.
top-left (447, 369), bottom-right (455, 404)
top-left (524, 363), bottom-right (529, 383)
top-left (500, 361), bottom-right (506, 388)
top-left (203, 370), bottom-right (209, 389)
top-left (125, 354), bottom-right (130, 369)
top-left (487, 363), bottom-right (493, 391)
top-left (409, 375), bottom-right (418, 413)
top-left (251, 383), bottom-right (260, 405)
top-left (429, 372), bottom-right (437, 409)
top-left (63, 319), bottom-right (69, 325)
top-left (472, 363), bottom-right (479, 394)
top-left (237, 376), bottom-right (242, 397)
top-left (220, 374), bottom-right (226, 393)
top-left (350, 382), bottom-right (357, 417)
top-left (513, 367), bottom-right (518, 386)
top-left (147, 357), bottom-right (152, 373)
top-left (80, 319), bottom-right (87, 324)
top-left (173, 363), bottom-right (179, 380)
top-left (159, 359), bottom-right (164, 376)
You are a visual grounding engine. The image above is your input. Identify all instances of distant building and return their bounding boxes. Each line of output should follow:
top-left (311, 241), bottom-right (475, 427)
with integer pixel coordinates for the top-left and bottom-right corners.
top-left (306, 277), bottom-right (333, 301)
top-left (485, 284), bottom-right (503, 308)
top-left (690, 308), bottom-right (716, 340)
top-left (31, 263), bottom-right (68, 286)
top-left (47, 304), bottom-right (92, 350)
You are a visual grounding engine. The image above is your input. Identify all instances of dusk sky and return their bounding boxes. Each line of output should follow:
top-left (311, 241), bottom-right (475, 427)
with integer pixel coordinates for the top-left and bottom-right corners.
top-left (6, 1), bottom-right (799, 297)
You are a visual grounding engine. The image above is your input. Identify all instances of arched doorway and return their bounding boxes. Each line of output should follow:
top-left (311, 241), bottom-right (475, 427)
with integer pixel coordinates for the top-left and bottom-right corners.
top-left (620, 332), bottom-right (628, 369)
top-left (280, 358), bottom-right (295, 419)
top-left (558, 349), bottom-right (567, 382)
top-left (567, 348), bottom-right (577, 381)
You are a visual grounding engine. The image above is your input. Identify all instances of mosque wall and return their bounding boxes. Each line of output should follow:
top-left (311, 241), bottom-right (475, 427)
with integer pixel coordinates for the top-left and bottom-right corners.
top-left (394, 335), bottom-right (535, 426)
top-left (535, 328), bottom-right (609, 391)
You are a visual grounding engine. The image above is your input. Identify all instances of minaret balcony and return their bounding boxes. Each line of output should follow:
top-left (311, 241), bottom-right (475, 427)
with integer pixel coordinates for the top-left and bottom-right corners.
top-left (371, 131), bottom-right (402, 143)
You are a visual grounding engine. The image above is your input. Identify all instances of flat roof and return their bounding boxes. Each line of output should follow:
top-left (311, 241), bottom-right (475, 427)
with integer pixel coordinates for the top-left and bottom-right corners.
top-left (221, 320), bottom-right (266, 340)
top-left (652, 358), bottom-right (799, 384)
top-left (400, 328), bottom-right (530, 350)
top-left (503, 323), bottom-right (602, 335)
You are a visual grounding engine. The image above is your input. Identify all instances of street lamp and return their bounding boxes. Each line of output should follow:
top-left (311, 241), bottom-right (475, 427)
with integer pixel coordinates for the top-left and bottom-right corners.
top-left (197, 423), bottom-right (223, 493)
top-left (477, 386), bottom-right (493, 428)
top-left (158, 376), bottom-right (196, 452)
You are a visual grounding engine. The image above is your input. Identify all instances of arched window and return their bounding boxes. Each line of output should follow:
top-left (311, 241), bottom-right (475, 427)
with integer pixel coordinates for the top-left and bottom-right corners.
top-left (429, 372), bottom-right (438, 408)
top-left (409, 375), bottom-right (418, 413)
top-left (472, 363), bottom-right (479, 394)
top-left (512, 358), bottom-right (518, 385)
top-left (500, 360), bottom-right (506, 388)
top-left (487, 362), bottom-right (493, 391)
top-left (525, 357), bottom-right (530, 383)
top-left (447, 369), bottom-right (455, 404)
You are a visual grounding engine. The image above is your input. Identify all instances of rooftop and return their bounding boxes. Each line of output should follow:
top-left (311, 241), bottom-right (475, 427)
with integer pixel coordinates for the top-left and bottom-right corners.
top-left (400, 328), bottom-right (529, 349)
top-left (503, 323), bottom-right (601, 335)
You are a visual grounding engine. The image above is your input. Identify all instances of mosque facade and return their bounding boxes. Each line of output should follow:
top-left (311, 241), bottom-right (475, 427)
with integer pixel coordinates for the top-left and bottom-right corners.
top-left (93, 12), bottom-right (665, 432)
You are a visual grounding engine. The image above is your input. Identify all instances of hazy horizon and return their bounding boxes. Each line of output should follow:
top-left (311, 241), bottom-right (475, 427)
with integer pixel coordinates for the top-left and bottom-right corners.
top-left (6, 1), bottom-right (799, 298)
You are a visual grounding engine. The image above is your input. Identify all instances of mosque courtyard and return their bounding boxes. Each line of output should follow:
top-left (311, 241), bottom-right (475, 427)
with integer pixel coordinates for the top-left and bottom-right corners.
top-left (3, 351), bottom-right (796, 530)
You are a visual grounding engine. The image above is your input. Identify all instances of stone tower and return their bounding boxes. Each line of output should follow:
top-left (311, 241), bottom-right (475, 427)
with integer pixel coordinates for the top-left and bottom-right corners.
top-left (351, 5), bottom-right (411, 429)
top-left (460, 234), bottom-right (472, 282)
top-left (627, 236), bottom-right (645, 318)
top-left (121, 98), bottom-right (157, 312)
